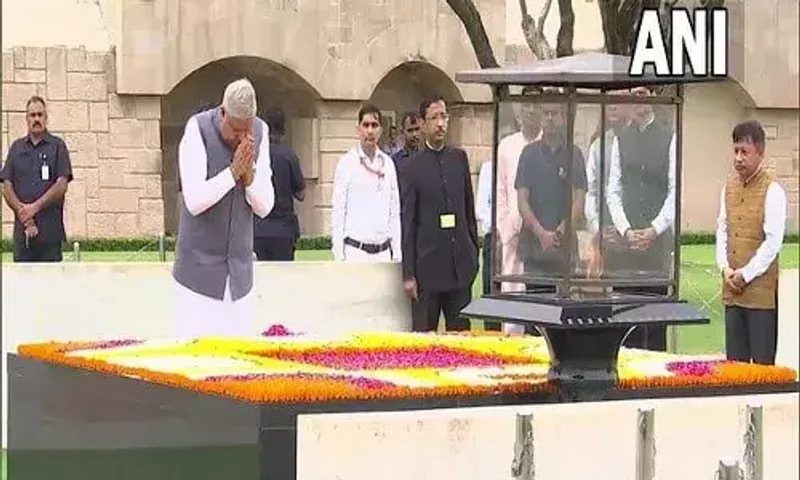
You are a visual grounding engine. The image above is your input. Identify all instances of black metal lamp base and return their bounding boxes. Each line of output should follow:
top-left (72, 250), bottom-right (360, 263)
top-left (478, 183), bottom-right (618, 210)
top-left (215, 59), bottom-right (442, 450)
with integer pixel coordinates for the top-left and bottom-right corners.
top-left (461, 295), bottom-right (710, 402)
top-left (540, 326), bottom-right (634, 402)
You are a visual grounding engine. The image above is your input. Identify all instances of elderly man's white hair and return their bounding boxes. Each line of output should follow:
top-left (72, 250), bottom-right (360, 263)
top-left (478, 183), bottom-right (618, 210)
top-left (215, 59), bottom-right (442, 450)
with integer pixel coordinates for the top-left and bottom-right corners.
top-left (222, 78), bottom-right (257, 119)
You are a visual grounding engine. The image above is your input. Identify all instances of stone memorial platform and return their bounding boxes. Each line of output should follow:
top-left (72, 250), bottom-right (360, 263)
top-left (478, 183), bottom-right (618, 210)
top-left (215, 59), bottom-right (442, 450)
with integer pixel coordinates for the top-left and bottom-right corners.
top-left (2, 263), bottom-right (799, 479)
top-left (6, 330), bottom-right (799, 480)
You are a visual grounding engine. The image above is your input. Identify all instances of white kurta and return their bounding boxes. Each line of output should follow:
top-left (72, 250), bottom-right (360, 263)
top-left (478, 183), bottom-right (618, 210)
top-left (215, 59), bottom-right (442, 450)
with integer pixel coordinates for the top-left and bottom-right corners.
top-left (495, 132), bottom-right (538, 335)
top-left (174, 116), bottom-right (275, 337)
top-left (475, 160), bottom-right (493, 236)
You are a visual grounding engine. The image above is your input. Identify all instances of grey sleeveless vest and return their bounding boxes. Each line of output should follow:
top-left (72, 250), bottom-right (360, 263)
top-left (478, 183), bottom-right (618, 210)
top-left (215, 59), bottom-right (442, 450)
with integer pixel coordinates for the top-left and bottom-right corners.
top-left (172, 107), bottom-right (264, 301)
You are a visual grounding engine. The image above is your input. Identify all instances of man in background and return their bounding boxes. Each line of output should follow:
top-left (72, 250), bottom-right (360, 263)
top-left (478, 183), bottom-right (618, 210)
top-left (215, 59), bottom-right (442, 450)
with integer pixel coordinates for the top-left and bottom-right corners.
top-left (475, 157), bottom-right (501, 331)
top-left (1, 96), bottom-right (72, 262)
top-left (606, 86), bottom-right (676, 351)
top-left (331, 104), bottom-right (401, 262)
top-left (495, 87), bottom-right (542, 334)
top-left (515, 100), bottom-right (587, 294)
top-left (401, 96), bottom-right (478, 332)
top-left (173, 78), bottom-right (275, 337)
top-left (716, 121), bottom-right (786, 365)
top-left (585, 90), bottom-right (631, 277)
top-left (253, 107), bottom-right (306, 261)
top-left (391, 111), bottom-right (422, 172)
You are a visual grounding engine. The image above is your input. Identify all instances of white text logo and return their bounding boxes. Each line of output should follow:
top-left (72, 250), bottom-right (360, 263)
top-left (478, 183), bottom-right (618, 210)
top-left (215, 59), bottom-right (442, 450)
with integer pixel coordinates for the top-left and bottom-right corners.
top-left (629, 8), bottom-right (729, 77)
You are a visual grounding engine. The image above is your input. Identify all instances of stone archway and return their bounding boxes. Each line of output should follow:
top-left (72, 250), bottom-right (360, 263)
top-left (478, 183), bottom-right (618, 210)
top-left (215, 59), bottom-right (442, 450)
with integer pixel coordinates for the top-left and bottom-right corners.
top-left (368, 60), bottom-right (491, 180)
top-left (370, 61), bottom-right (464, 113)
top-left (160, 56), bottom-right (322, 235)
top-left (369, 61), bottom-right (465, 149)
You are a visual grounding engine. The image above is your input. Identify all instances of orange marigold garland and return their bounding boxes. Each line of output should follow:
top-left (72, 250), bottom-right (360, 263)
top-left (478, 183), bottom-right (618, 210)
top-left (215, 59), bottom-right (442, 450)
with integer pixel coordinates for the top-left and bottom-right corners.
top-left (16, 331), bottom-right (798, 404)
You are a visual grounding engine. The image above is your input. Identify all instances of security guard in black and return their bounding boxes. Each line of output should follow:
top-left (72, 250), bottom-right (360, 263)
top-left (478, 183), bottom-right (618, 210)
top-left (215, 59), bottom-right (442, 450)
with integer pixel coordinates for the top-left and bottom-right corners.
top-left (0, 96), bottom-right (73, 262)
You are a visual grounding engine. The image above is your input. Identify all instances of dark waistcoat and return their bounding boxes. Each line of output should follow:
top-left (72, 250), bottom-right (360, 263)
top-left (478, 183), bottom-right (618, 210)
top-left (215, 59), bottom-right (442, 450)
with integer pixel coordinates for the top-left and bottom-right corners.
top-left (617, 122), bottom-right (672, 229)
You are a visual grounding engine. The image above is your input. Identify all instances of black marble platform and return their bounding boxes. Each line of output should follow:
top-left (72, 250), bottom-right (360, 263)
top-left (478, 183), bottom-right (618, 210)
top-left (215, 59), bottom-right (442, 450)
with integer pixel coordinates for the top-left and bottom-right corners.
top-left (7, 354), bottom-right (799, 480)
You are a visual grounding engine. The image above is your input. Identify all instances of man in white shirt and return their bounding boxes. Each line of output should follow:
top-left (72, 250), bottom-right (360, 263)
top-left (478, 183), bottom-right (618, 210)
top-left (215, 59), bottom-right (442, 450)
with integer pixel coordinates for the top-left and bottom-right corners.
top-left (585, 92), bottom-right (631, 237)
top-left (585, 91), bottom-right (631, 277)
top-left (173, 78), bottom-right (275, 337)
top-left (716, 121), bottom-right (786, 365)
top-left (475, 159), bottom-right (501, 331)
top-left (331, 104), bottom-right (401, 262)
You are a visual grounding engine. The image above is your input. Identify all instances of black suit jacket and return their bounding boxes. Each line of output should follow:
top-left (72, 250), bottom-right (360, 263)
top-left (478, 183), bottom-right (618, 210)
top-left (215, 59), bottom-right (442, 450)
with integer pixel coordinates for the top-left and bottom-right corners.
top-left (400, 146), bottom-right (479, 292)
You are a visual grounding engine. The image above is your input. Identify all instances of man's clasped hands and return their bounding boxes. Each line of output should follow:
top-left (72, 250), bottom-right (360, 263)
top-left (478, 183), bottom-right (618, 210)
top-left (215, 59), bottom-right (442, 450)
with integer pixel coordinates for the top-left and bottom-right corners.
top-left (19, 202), bottom-right (41, 240)
top-left (230, 134), bottom-right (256, 187)
top-left (722, 267), bottom-right (747, 295)
top-left (624, 227), bottom-right (658, 251)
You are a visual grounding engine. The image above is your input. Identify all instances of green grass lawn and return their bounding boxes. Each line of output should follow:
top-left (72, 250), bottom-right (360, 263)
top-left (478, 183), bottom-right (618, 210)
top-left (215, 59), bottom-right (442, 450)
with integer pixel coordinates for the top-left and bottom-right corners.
top-left (1, 244), bottom-right (798, 355)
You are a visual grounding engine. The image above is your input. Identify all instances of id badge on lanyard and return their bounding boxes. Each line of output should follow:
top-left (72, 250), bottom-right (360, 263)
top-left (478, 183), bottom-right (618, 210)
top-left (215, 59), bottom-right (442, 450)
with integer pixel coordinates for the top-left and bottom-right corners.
top-left (39, 153), bottom-right (50, 181)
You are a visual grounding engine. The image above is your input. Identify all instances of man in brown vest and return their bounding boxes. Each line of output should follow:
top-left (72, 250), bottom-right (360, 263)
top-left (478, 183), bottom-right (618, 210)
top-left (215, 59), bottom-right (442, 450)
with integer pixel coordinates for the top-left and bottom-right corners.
top-left (715, 121), bottom-right (786, 365)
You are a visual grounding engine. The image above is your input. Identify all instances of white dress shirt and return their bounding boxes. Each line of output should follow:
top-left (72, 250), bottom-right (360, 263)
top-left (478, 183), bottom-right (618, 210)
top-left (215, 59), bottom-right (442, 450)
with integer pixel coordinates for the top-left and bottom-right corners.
top-left (331, 145), bottom-right (401, 262)
top-left (606, 125), bottom-right (677, 236)
top-left (715, 180), bottom-right (786, 284)
top-left (173, 116), bottom-right (275, 337)
top-left (476, 160), bottom-right (493, 235)
top-left (585, 130), bottom-right (622, 234)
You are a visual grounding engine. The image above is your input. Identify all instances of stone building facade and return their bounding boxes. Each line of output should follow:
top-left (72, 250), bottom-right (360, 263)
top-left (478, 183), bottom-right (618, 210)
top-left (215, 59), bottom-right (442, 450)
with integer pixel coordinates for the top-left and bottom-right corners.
top-left (2, 0), bottom-right (502, 238)
top-left (1, 0), bottom-right (797, 239)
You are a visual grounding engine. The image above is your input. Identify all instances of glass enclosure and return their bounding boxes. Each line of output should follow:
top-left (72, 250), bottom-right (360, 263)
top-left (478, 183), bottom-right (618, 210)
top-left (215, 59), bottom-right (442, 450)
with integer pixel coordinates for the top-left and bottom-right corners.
top-left (490, 85), bottom-right (680, 302)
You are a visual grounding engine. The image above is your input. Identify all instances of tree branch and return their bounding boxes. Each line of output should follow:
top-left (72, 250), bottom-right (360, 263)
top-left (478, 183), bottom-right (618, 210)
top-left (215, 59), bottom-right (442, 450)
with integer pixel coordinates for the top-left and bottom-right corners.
top-left (520, 0), bottom-right (555, 59)
top-left (445, 0), bottom-right (502, 68)
top-left (556, 0), bottom-right (575, 57)
top-left (518, 0), bottom-right (528, 18)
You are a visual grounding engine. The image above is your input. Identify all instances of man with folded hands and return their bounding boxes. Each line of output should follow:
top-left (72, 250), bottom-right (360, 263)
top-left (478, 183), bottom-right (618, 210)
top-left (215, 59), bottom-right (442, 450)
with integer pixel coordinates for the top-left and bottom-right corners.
top-left (173, 78), bottom-right (275, 337)
top-left (716, 120), bottom-right (786, 365)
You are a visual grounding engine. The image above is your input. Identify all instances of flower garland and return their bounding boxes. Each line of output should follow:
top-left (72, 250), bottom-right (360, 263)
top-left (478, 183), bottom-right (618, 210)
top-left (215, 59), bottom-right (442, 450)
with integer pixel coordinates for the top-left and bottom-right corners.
top-left (16, 327), bottom-right (798, 404)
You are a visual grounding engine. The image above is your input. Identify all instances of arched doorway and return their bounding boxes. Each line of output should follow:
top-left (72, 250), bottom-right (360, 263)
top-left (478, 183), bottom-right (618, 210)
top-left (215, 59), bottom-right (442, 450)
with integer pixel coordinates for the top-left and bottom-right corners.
top-left (369, 61), bottom-right (465, 151)
top-left (160, 56), bottom-right (321, 235)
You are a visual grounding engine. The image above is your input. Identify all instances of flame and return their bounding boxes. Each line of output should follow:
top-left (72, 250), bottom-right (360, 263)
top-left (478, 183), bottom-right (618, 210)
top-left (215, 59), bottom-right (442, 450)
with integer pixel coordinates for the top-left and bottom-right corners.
top-left (586, 232), bottom-right (604, 279)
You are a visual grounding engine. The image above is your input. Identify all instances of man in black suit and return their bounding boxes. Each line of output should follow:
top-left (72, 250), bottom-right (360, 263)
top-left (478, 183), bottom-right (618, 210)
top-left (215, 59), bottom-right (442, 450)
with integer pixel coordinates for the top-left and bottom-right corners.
top-left (400, 96), bottom-right (479, 332)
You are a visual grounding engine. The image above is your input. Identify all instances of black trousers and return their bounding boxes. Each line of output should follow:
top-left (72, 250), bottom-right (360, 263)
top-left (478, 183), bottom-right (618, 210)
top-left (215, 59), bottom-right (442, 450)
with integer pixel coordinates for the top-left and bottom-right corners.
top-left (13, 237), bottom-right (62, 263)
top-left (481, 233), bottom-right (501, 331)
top-left (617, 285), bottom-right (668, 351)
top-left (412, 287), bottom-right (472, 332)
top-left (254, 236), bottom-right (296, 261)
top-left (725, 305), bottom-right (778, 365)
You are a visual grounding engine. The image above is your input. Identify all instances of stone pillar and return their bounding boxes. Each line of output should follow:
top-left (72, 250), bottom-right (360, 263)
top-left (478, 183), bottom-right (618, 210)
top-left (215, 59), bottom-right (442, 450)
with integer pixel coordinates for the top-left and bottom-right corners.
top-left (448, 103), bottom-right (494, 195)
top-left (288, 116), bottom-right (321, 234)
top-left (748, 109), bottom-right (800, 230)
top-left (160, 122), bottom-right (182, 235)
top-left (316, 100), bottom-right (362, 234)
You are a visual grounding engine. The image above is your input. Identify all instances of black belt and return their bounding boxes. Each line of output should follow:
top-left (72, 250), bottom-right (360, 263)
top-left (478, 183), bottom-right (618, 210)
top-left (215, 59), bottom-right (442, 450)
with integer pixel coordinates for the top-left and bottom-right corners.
top-left (344, 237), bottom-right (391, 255)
